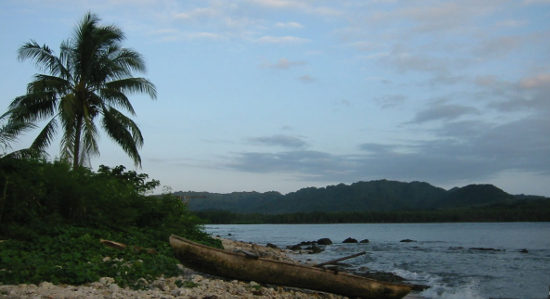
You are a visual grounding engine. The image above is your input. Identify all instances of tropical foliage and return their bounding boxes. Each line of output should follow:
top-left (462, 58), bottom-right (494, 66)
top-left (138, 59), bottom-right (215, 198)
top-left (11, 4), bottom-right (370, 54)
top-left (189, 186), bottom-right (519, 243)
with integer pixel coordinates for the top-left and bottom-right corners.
top-left (0, 157), bottom-right (220, 288)
top-left (5, 12), bottom-right (156, 168)
top-left (0, 158), bottom-right (208, 237)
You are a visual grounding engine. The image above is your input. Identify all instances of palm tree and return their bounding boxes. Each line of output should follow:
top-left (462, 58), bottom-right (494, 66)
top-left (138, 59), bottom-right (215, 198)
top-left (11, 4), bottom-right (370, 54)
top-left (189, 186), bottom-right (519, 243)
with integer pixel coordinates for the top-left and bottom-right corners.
top-left (7, 12), bottom-right (156, 168)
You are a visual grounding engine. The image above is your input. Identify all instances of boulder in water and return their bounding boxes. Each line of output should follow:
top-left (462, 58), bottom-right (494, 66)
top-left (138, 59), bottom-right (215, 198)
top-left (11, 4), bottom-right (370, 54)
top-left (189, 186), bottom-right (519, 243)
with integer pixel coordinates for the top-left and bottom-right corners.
top-left (469, 247), bottom-right (504, 252)
top-left (286, 244), bottom-right (302, 251)
top-left (400, 239), bottom-right (416, 243)
top-left (343, 237), bottom-right (358, 243)
top-left (317, 238), bottom-right (332, 245)
top-left (305, 245), bottom-right (324, 254)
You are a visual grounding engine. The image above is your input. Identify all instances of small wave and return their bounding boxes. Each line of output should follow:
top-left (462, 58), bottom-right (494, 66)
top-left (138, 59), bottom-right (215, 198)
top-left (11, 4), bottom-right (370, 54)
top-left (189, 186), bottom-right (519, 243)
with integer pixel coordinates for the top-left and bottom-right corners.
top-left (390, 268), bottom-right (484, 299)
top-left (419, 278), bottom-right (484, 299)
top-left (391, 268), bottom-right (428, 281)
top-left (420, 277), bottom-right (484, 299)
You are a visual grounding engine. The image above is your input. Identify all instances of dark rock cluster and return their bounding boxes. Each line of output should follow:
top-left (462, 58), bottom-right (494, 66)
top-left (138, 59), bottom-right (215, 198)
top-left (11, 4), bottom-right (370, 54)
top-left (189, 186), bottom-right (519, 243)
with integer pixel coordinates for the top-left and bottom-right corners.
top-left (286, 238), bottom-right (337, 253)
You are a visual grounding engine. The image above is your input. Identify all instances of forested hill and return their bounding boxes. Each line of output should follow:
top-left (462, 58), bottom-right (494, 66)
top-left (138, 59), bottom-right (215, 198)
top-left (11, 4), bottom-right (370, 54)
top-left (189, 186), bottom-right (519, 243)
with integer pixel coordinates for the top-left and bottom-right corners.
top-left (173, 180), bottom-right (543, 214)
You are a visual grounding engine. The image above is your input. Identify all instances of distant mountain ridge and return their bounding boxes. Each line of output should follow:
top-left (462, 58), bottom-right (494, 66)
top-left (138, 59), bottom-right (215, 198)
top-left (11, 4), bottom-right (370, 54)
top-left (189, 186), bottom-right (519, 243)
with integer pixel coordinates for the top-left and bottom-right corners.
top-left (174, 180), bottom-right (538, 214)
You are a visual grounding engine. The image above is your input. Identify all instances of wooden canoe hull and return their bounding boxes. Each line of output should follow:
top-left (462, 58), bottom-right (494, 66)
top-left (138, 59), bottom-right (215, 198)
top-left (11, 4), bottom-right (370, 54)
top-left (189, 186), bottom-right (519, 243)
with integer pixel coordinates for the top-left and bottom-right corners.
top-left (169, 235), bottom-right (411, 299)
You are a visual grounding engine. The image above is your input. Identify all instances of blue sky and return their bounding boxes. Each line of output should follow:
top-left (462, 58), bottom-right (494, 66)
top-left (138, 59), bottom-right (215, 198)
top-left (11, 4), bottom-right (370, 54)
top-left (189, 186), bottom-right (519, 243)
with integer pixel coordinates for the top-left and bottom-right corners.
top-left (1, 0), bottom-right (550, 196)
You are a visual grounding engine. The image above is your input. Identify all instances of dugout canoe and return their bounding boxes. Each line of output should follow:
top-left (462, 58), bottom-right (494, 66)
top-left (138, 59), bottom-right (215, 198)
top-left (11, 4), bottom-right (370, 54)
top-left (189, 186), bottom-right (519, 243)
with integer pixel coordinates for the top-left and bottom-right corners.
top-left (169, 234), bottom-right (412, 299)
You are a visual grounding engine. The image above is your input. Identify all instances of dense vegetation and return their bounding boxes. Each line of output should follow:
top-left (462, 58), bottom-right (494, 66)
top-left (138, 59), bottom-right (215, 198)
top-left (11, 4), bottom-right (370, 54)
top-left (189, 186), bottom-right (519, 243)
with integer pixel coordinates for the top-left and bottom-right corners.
top-left (0, 157), bottom-right (219, 288)
top-left (178, 180), bottom-right (546, 215)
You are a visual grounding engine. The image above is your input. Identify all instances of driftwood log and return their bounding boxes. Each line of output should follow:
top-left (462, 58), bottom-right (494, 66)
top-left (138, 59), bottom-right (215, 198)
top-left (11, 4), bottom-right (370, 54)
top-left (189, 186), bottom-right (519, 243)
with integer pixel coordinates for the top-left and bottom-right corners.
top-left (99, 239), bottom-right (157, 254)
top-left (170, 235), bottom-right (411, 299)
top-left (314, 251), bottom-right (367, 268)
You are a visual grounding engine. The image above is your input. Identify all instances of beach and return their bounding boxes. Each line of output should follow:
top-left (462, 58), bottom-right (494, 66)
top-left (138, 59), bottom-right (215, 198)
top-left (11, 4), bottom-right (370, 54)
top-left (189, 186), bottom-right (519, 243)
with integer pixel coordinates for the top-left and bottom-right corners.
top-left (0, 238), bottom-right (348, 299)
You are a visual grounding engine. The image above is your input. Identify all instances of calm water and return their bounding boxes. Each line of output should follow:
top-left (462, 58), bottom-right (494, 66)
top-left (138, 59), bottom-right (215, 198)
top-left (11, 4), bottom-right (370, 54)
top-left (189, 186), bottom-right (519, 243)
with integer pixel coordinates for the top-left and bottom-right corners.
top-left (205, 222), bottom-right (550, 299)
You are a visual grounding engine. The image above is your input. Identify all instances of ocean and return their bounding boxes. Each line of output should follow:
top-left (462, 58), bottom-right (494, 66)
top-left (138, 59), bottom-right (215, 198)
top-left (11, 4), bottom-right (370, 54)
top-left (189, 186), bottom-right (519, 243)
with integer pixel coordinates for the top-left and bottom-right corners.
top-left (205, 222), bottom-right (550, 299)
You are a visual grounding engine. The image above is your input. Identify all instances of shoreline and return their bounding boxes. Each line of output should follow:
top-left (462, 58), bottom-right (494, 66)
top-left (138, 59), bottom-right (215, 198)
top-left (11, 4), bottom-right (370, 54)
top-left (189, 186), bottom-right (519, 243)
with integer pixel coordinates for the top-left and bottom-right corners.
top-left (0, 238), bottom-right (350, 298)
top-left (0, 237), bottom-right (422, 298)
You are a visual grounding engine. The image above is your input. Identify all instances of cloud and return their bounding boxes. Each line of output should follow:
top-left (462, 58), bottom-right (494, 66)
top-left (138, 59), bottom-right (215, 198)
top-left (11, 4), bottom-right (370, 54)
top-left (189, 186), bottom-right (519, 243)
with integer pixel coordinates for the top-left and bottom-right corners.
top-left (227, 150), bottom-right (352, 178)
top-left (434, 120), bottom-right (491, 139)
top-left (310, 6), bottom-right (342, 16)
top-left (374, 94), bottom-right (406, 109)
top-left (227, 115), bottom-right (550, 187)
top-left (410, 102), bottom-right (480, 123)
top-left (373, 1), bottom-right (501, 33)
top-left (298, 74), bottom-right (315, 83)
top-left (174, 7), bottom-right (218, 20)
top-left (262, 58), bottom-right (306, 69)
top-left (275, 21), bottom-right (303, 29)
top-left (247, 0), bottom-right (342, 16)
top-left (358, 143), bottom-right (397, 154)
top-left (185, 32), bottom-right (224, 40)
top-left (523, 0), bottom-right (550, 4)
top-left (256, 35), bottom-right (310, 44)
top-left (335, 99), bottom-right (351, 107)
top-left (247, 0), bottom-right (298, 9)
top-left (154, 30), bottom-right (224, 42)
top-left (496, 19), bottom-right (526, 28)
top-left (384, 47), bottom-right (449, 74)
top-left (378, 46), bottom-right (469, 86)
top-left (248, 135), bottom-right (308, 149)
top-left (475, 75), bottom-right (501, 88)
top-left (346, 41), bottom-right (378, 52)
top-left (474, 72), bottom-right (550, 113)
top-left (520, 73), bottom-right (550, 89)
top-left (474, 35), bottom-right (523, 59)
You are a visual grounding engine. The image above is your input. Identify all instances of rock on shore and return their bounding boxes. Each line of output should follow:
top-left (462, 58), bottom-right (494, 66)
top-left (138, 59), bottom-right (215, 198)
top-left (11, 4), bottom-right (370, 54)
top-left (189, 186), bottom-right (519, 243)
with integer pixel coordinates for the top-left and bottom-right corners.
top-left (0, 274), bottom-right (347, 298)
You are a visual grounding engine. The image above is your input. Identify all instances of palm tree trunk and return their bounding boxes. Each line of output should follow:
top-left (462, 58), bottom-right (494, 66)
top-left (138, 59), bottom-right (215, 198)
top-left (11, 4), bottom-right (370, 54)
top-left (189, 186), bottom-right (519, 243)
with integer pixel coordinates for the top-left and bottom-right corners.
top-left (73, 116), bottom-right (83, 169)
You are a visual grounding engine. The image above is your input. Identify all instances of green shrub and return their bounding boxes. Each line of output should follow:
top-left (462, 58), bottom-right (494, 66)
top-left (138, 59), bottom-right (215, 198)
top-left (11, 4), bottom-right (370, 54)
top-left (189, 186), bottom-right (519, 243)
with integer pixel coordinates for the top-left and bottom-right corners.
top-left (0, 225), bottom-right (182, 288)
top-left (0, 159), bottom-right (215, 240)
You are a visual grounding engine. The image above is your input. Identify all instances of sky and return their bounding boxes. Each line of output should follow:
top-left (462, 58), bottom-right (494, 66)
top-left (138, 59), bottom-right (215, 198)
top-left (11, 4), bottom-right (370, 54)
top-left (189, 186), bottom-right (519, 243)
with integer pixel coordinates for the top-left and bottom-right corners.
top-left (1, 0), bottom-right (550, 196)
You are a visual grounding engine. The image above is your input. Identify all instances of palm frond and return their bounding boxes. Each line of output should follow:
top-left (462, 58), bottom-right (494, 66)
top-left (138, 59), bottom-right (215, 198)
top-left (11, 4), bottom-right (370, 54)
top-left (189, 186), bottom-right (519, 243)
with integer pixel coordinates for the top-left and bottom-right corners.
top-left (59, 110), bottom-right (76, 163)
top-left (106, 77), bottom-right (157, 99)
top-left (18, 41), bottom-right (70, 78)
top-left (110, 48), bottom-right (146, 75)
top-left (30, 117), bottom-right (58, 151)
top-left (81, 105), bottom-right (99, 158)
top-left (0, 116), bottom-right (36, 149)
top-left (59, 40), bottom-right (74, 75)
top-left (102, 106), bottom-right (142, 166)
top-left (2, 148), bottom-right (45, 160)
top-left (98, 89), bottom-right (135, 115)
top-left (95, 24), bottom-right (124, 45)
top-left (8, 92), bottom-right (58, 123)
top-left (28, 74), bottom-right (71, 95)
top-left (108, 108), bottom-right (144, 147)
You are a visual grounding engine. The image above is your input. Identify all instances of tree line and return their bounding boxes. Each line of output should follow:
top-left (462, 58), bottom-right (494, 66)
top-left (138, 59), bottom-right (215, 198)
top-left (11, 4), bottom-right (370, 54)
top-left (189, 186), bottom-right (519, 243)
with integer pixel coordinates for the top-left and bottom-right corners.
top-left (195, 199), bottom-right (550, 224)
